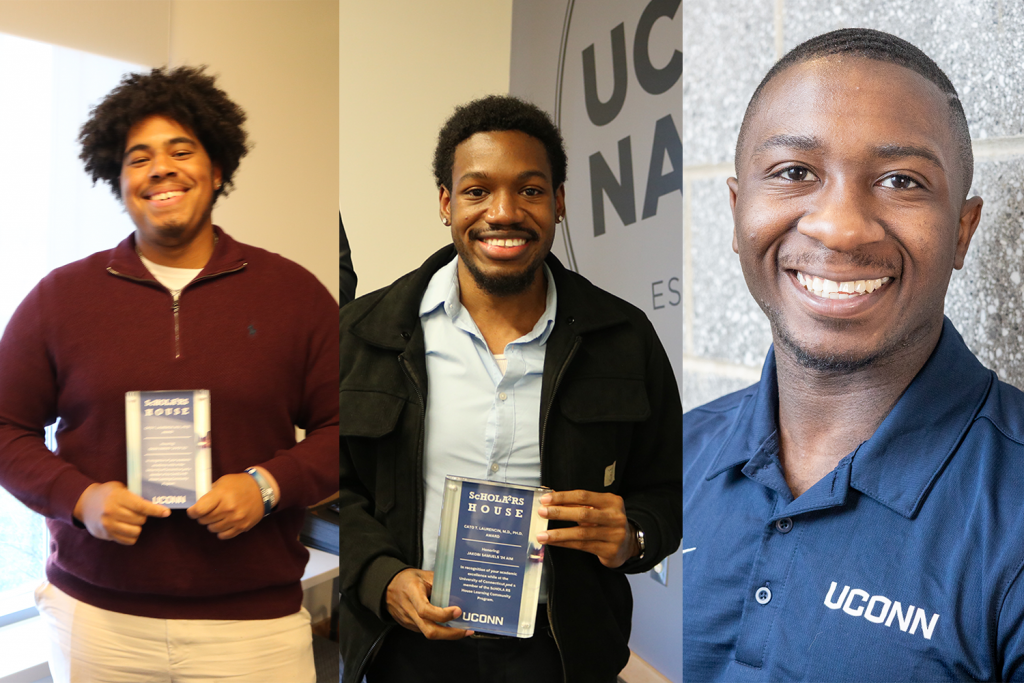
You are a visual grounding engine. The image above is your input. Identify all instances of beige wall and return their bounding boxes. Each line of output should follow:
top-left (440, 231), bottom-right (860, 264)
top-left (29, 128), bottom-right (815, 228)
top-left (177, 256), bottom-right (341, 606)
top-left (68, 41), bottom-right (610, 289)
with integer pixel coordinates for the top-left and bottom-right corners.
top-left (0, 0), bottom-right (513, 298)
top-left (0, 0), bottom-right (171, 65)
top-left (339, 0), bottom-right (514, 295)
top-left (0, 0), bottom-right (340, 300)
top-left (172, 1), bottom-right (339, 299)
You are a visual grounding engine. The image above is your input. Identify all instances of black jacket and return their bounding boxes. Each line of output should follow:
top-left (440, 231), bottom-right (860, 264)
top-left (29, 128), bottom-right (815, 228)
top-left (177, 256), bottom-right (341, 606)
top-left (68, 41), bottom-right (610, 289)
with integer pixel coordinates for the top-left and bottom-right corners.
top-left (338, 246), bottom-right (682, 683)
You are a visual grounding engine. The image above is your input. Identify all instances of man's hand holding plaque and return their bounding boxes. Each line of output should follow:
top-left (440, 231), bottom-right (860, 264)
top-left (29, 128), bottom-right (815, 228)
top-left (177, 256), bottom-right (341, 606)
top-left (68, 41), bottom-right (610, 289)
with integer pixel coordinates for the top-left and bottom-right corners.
top-left (386, 568), bottom-right (473, 640)
top-left (188, 469), bottom-right (278, 540)
top-left (536, 490), bottom-right (640, 568)
top-left (74, 481), bottom-right (170, 545)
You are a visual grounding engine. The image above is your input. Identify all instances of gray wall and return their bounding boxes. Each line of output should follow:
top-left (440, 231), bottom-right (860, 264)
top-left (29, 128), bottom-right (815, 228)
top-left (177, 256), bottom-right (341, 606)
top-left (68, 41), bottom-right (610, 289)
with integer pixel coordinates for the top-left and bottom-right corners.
top-left (512, 3), bottom-right (683, 680)
top-left (683, 0), bottom-right (1024, 412)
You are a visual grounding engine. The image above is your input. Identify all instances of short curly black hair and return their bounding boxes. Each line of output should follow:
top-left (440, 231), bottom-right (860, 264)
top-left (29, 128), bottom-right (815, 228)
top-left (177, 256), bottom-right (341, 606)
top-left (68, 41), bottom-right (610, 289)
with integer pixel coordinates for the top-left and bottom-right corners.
top-left (79, 65), bottom-right (249, 203)
top-left (432, 95), bottom-right (567, 191)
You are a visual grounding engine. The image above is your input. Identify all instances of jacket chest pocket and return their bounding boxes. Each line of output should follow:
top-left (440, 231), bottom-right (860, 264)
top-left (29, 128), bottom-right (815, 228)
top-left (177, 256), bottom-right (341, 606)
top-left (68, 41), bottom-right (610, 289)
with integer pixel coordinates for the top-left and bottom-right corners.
top-left (554, 376), bottom-right (649, 491)
top-left (339, 389), bottom-right (408, 514)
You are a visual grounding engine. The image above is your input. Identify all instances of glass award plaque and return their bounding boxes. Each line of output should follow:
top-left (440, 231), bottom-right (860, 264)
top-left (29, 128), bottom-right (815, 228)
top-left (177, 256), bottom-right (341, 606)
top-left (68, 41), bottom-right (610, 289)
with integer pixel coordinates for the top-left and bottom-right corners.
top-left (430, 476), bottom-right (551, 638)
top-left (125, 390), bottom-right (212, 508)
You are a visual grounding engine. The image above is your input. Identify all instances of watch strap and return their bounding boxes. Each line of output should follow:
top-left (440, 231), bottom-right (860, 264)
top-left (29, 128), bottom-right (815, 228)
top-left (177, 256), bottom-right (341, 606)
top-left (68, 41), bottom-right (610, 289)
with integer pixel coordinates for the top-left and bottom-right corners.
top-left (629, 519), bottom-right (646, 560)
top-left (245, 467), bottom-right (275, 517)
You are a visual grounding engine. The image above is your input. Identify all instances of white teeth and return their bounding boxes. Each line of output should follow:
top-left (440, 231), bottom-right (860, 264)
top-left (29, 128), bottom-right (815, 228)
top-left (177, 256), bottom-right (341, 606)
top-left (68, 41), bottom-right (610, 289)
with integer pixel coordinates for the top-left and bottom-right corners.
top-left (796, 272), bottom-right (890, 298)
top-left (484, 238), bottom-right (527, 247)
top-left (151, 191), bottom-right (184, 201)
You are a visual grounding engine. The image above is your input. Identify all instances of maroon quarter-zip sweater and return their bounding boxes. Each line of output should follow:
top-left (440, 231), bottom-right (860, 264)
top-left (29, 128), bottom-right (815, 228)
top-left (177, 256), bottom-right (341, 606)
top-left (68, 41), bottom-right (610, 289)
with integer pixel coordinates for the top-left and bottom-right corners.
top-left (0, 228), bottom-right (339, 619)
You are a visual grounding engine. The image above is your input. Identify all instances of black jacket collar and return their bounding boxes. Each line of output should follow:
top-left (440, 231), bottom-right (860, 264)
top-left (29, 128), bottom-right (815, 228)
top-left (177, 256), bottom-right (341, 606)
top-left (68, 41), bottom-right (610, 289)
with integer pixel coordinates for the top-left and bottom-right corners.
top-left (349, 245), bottom-right (630, 351)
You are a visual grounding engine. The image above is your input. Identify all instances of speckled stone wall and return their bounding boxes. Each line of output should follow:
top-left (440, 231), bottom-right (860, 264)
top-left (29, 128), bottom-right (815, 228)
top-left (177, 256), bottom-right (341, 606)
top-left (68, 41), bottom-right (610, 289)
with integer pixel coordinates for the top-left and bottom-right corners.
top-left (682, 0), bottom-right (1024, 413)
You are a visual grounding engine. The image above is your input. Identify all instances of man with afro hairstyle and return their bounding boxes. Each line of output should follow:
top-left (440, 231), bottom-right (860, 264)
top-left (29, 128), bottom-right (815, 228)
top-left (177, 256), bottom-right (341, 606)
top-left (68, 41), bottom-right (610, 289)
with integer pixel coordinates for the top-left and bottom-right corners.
top-left (683, 28), bottom-right (1024, 681)
top-left (338, 94), bottom-right (682, 683)
top-left (0, 66), bottom-right (338, 682)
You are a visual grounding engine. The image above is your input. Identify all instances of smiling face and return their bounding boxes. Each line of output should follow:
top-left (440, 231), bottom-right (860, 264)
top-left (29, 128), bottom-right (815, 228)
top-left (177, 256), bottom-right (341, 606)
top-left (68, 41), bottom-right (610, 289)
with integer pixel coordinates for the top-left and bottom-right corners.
top-left (120, 115), bottom-right (221, 266)
top-left (440, 130), bottom-right (565, 298)
top-left (729, 56), bottom-right (982, 371)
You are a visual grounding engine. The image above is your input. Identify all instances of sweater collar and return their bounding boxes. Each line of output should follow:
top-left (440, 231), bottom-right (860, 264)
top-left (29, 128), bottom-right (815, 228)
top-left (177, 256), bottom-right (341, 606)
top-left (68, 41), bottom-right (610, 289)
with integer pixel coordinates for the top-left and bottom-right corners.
top-left (350, 244), bottom-right (629, 351)
top-left (106, 226), bottom-right (247, 282)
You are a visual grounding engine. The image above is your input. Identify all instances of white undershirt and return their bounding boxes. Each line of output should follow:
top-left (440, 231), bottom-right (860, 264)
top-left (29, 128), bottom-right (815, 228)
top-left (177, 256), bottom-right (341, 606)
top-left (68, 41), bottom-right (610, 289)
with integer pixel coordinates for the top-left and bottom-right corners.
top-left (138, 254), bottom-right (203, 296)
top-left (493, 353), bottom-right (508, 375)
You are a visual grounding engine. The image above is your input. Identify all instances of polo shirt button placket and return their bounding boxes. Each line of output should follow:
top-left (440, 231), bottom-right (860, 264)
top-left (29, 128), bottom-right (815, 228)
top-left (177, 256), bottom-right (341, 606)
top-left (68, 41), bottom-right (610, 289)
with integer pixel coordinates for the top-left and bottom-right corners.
top-left (733, 510), bottom-right (801, 668)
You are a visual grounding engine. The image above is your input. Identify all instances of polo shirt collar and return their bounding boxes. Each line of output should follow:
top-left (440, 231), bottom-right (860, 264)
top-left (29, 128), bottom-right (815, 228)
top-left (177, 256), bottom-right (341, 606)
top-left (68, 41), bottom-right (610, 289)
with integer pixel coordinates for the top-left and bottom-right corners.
top-left (849, 318), bottom-right (993, 517)
top-left (704, 348), bottom-right (780, 479)
top-left (706, 318), bottom-right (994, 518)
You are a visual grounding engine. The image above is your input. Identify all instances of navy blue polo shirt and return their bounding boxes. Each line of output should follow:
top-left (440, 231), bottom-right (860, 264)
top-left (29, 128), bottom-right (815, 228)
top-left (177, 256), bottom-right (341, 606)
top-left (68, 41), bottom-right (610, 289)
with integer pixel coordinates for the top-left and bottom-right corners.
top-left (683, 319), bottom-right (1024, 681)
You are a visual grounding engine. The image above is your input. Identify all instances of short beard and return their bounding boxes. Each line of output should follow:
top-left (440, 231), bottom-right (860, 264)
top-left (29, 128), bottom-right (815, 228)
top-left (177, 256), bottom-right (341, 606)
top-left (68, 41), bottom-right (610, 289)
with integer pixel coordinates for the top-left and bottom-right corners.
top-left (461, 253), bottom-right (542, 297)
top-left (454, 226), bottom-right (545, 297)
top-left (157, 223), bottom-right (187, 240)
top-left (766, 305), bottom-right (920, 376)
top-left (145, 220), bottom-right (188, 245)
top-left (776, 330), bottom-right (882, 374)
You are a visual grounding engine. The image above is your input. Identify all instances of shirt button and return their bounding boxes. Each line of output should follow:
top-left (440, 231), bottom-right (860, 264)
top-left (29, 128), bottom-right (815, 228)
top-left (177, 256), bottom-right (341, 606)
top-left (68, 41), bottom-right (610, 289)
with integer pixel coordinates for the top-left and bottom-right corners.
top-left (775, 517), bottom-right (793, 534)
top-left (490, 463), bottom-right (499, 473)
top-left (499, 392), bottom-right (508, 401)
top-left (755, 586), bottom-right (772, 605)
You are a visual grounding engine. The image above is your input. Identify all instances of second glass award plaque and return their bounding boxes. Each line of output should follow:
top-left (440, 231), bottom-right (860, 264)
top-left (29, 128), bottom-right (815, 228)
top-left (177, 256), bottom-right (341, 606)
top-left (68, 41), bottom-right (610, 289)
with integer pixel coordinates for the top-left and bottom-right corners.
top-left (430, 476), bottom-right (551, 638)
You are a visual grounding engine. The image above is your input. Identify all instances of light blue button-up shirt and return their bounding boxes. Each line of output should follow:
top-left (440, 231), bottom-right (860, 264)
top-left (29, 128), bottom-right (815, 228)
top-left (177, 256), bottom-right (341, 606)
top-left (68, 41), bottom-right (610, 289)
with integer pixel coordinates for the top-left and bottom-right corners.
top-left (418, 255), bottom-right (556, 577)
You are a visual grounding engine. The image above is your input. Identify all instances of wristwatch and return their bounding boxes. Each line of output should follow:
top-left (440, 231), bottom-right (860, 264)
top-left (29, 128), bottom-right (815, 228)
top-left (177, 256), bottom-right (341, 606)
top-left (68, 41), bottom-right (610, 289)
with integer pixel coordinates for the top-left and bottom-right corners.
top-left (245, 467), bottom-right (275, 517)
top-left (629, 520), bottom-right (646, 560)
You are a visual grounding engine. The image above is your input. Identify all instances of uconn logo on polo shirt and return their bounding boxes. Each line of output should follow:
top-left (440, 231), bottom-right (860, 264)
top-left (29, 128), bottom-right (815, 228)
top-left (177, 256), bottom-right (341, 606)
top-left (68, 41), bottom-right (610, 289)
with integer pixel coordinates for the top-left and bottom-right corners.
top-left (824, 582), bottom-right (940, 640)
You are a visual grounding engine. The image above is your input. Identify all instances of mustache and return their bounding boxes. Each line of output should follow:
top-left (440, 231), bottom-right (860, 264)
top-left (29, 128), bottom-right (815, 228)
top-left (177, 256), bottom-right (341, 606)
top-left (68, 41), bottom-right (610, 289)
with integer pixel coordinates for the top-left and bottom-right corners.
top-left (779, 245), bottom-right (899, 274)
top-left (468, 226), bottom-right (539, 241)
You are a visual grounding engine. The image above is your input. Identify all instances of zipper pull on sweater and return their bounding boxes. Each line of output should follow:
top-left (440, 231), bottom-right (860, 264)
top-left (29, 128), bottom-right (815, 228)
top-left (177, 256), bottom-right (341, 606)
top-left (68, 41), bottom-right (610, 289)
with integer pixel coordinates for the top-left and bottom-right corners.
top-left (172, 291), bottom-right (182, 359)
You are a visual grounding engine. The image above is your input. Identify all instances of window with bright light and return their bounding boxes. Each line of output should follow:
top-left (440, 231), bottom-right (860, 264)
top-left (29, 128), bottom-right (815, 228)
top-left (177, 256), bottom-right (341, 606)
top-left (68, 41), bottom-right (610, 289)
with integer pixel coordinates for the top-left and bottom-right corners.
top-left (0, 32), bottom-right (144, 623)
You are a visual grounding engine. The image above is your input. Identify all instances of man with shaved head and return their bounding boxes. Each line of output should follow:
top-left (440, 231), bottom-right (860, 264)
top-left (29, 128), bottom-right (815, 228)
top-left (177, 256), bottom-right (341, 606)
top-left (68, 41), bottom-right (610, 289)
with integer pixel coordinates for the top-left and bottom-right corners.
top-left (684, 28), bottom-right (1024, 681)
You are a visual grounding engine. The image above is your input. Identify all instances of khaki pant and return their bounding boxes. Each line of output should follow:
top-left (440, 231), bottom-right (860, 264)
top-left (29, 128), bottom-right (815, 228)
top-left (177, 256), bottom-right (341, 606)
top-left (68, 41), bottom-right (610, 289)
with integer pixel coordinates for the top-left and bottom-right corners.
top-left (34, 582), bottom-right (316, 683)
